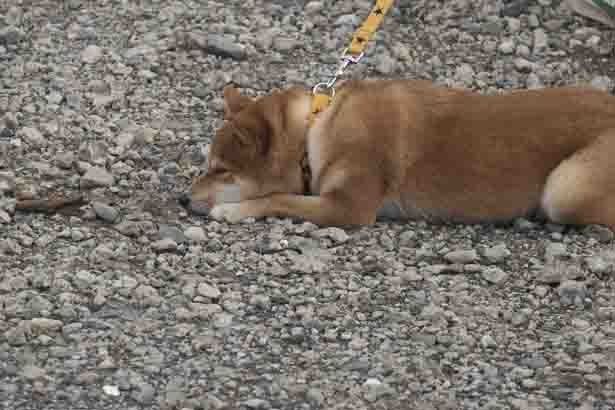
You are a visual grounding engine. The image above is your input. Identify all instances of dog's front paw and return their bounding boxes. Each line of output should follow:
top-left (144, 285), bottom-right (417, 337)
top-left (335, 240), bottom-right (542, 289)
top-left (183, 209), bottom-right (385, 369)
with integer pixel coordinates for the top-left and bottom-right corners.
top-left (209, 203), bottom-right (245, 223)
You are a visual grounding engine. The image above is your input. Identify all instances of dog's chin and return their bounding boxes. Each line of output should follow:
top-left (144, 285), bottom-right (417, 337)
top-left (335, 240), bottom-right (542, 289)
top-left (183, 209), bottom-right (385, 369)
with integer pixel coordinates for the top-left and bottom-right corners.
top-left (188, 200), bottom-right (212, 216)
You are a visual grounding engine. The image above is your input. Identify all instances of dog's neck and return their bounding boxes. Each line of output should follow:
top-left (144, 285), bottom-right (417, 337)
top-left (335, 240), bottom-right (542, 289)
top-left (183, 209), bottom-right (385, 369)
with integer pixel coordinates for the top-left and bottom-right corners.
top-left (287, 90), bottom-right (324, 195)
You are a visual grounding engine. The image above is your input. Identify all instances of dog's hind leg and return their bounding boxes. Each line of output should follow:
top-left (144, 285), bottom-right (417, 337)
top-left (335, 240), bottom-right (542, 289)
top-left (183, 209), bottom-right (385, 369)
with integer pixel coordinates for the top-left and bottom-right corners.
top-left (541, 129), bottom-right (615, 229)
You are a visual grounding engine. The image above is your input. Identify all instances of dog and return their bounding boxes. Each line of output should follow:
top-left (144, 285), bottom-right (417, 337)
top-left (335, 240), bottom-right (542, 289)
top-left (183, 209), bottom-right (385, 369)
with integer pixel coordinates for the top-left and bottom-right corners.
top-left (179, 79), bottom-right (615, 229)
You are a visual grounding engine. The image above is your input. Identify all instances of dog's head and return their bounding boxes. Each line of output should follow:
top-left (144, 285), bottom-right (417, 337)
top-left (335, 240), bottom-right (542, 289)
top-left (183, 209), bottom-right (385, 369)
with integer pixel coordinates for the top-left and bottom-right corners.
top-left (180, 85), bottom-right (306, 215)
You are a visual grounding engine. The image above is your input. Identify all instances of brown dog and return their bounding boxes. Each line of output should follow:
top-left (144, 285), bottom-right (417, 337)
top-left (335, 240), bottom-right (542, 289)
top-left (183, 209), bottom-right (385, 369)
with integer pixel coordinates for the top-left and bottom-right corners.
top-left (180, 79), bottom-right (615, 228)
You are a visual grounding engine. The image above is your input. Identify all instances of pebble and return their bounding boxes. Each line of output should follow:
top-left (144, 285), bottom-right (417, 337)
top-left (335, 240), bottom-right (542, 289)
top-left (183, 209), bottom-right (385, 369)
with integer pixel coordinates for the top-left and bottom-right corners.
top-left (243, 398), bottom-right (270, 409)
top-left (21, 365), bottom-right (46, 380)
top-left (544, 242), bottom-right (567, 262)
top-left (103, 385), bottom-right (120, 396)
top-left (533, 28), bottom-right (548, 52)
top-left (481, 334), bottom-right (497, 348)
top-left (444, 249), bottom-right (478, 264)
top-left (557, 280), bottom-right (588, 305)
top-left (92, 202), bottom-right (119, 223)
top-left (482, 266), bottom-right (509, 284)
top-left (159, 224), bottom-right (186, 244)
top-left (152, 238), bottom-right (178, 252)
top-left (17, 127), bottom-right (46, 147)
top-left (311, 227), bottom-right (349, 244)
top-left (205, 34), bottom-right (246, 60)
top-left (81, 45), bottom-right (104, 64)
top-left (80, 167), bottom-right (114, 188)
top-left (589, 76), bottom-right (613, 93)
top-left (498, 39), bottom-right (516, 54)
top-left (483, 244), bottom-right (511, 263)
top-left (132, 382), bottom-right (155, 404)
top-left (184, 226), bottom-right (207, 242)
top-left (455, 63), bottom-right (475, 86)
top-left (197, 282), bottom-right (221, 299)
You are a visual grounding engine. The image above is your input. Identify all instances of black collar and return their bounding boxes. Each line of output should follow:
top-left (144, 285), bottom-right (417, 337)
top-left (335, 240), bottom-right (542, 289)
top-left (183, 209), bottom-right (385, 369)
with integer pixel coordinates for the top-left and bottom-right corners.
top-left (300, 152), bottom-right (311, 195)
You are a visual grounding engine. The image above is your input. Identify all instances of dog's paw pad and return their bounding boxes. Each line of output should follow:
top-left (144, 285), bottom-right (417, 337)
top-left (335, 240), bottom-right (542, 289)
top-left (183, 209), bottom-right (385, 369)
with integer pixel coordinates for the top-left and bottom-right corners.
top-left (209, 203), bottom-right (243, 223)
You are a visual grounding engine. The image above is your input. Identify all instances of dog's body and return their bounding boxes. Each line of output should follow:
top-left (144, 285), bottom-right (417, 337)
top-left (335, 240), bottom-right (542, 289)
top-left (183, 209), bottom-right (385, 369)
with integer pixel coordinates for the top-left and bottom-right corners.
top-left (183, 79), bottom-right (615, 229)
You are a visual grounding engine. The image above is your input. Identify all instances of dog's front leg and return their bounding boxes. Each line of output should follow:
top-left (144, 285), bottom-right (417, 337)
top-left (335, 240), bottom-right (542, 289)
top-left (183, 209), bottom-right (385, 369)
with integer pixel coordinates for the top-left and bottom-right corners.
top-left (209, 192), bottom-right (380, 227)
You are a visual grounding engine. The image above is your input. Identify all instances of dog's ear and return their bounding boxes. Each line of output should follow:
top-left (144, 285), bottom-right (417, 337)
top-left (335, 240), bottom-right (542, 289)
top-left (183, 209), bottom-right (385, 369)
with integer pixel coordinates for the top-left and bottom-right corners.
top-left (223, 85), bottom-right (252, 118)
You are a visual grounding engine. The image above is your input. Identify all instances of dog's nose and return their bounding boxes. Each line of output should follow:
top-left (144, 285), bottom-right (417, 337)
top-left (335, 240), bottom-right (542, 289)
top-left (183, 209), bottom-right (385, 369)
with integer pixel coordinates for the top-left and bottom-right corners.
top-left (178, 194), bottom-right (191, 207)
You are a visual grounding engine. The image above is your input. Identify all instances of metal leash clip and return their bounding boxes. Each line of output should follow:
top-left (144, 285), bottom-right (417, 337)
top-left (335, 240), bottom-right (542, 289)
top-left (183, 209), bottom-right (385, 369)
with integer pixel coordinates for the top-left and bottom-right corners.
top-left (312, 47), bottom-right (365, 98)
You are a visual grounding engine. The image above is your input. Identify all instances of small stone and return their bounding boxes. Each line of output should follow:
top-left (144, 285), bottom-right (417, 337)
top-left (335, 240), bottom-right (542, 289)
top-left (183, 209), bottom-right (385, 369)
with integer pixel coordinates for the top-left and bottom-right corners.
top-left (197, 282), bottom-right (221, 299)
top-left (116, 132), bottom-right (135, 150)
top-left (184, 226), bottom-right (206, 242)
top-left (526, 73), bottom-right (543, 89)
top-left (290, 254), bottom-right (327, 274)
top-left (306, 388), bottom-right (324, 405)
top-left (305, 1), bottom-right (323, 14)
top-left (498, 39), bottom-right (515, 54)
top-left (81, 45), bottom-right (103, 64)
top-left (206, 34), bottom-right (246, 60)
top-left (444, 249), bottom-right (478, 264)
top-left (159, 224), bottom-right (186, 244)
top-left (80, 167), bottom-right (114, 189)
top-left (527, 14), bottom-right (540, 28)
top-left (545, 242), bottom-right (567, 262)
top-left (311, 227), bottom-right (349, 244)
top-left (583, 224), bottom-right (614, 243)
top-left (399, 268), bottom-right (423, 283)
top-left (363, 378), bottom-right (394, 402)
top-left (55, 152), bottom-right (75, 169)
top-left (30, 318), bottom-right (63, 333)
top-left (482, 266), bottom-right (508, 284)
top-left (0, 171), bottom-right (15, 194)
top-left (21, 365), bottom-right (46, 380)
top-left (0, 26), bottom-right (24, 45)
top-left (533, 28), bottom-right (548, 52)
top-left (74, 270), bottom-right (97, 289)
top-left (103, 385), bottom-right (120, 397)
top-left (92, 202), bottom-right (119, 223)
top-left (484, 244), bottom-right (511, 263)
top-left (514, 58), bottom-right (533, 73)
top-left (537, 259), bottom-right (584, 284)
top-left (375, 54), bottom-right (396, 75)
top-left (557, 280), bottom-right (587, 305)
top-left (585, 256), bottom-right (611, 275)
top-left (506, 17), bottom-right (521, 33)
top-left (243, 398), bottom-right (269, 409)
top-left (114, 221), bottom-right (141, 237)
top-left (398, 230), bottom-right (416, 247)
top-left (152, 238), bottom-right (178, 252)
top-left (18, 127), bottom-right (46, 147)
top-left (455, 63), bottom-right (475, 86)
top-left (0, 210), bottom-right (11, 224)
top-left (589, 76), bottom-right (613, 93)
top-left (132, 382), bottom-right (155, 404)
top-left (481, 334), bottom-right (497, 348)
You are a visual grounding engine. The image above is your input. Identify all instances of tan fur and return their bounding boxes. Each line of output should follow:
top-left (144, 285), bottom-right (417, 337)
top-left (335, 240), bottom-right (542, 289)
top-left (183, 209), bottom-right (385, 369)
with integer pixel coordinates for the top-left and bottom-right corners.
top-left (185, 79), bottom-right (615, 229)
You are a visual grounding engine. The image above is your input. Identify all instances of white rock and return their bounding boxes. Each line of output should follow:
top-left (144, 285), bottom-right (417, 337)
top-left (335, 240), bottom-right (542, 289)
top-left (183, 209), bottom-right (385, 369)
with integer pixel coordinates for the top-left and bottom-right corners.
top-left (81, 45), bottom-right (103, 64)
top-left (498, 39), bottom-right (515, 54)
top-left (184, 226), bottom-right (207, 242)
top-left (80, 166), bottom-right (114, 188)
top-left (197, 282), bottom-right (221, 299)
top-left (103, 385), bottom-right (120, 396)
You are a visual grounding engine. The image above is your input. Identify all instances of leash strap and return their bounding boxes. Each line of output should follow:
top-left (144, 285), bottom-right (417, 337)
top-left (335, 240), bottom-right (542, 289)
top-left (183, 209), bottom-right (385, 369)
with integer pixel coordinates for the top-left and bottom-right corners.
top-left (309, 0), bottom-right (395, 123)
top-left (348, 0), bottom-right (396, 55)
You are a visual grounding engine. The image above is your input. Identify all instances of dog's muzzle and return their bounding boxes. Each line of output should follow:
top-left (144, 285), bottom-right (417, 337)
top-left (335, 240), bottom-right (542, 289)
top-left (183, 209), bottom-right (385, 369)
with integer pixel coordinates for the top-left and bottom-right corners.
top-left (178, 194), bottom-right (211, 215)
top-left (178, 194), bottom-right (191, 207)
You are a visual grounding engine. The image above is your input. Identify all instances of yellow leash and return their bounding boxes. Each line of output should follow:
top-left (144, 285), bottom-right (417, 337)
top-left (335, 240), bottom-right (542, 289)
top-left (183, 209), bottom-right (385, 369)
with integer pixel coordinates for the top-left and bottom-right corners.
top-left (309, 0), bottom-right (395, 124)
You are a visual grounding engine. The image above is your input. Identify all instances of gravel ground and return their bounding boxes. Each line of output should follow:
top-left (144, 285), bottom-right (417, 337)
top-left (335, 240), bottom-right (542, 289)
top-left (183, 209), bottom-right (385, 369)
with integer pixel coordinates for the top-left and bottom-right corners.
top-left (2, 0), bottom-right (615, 409)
